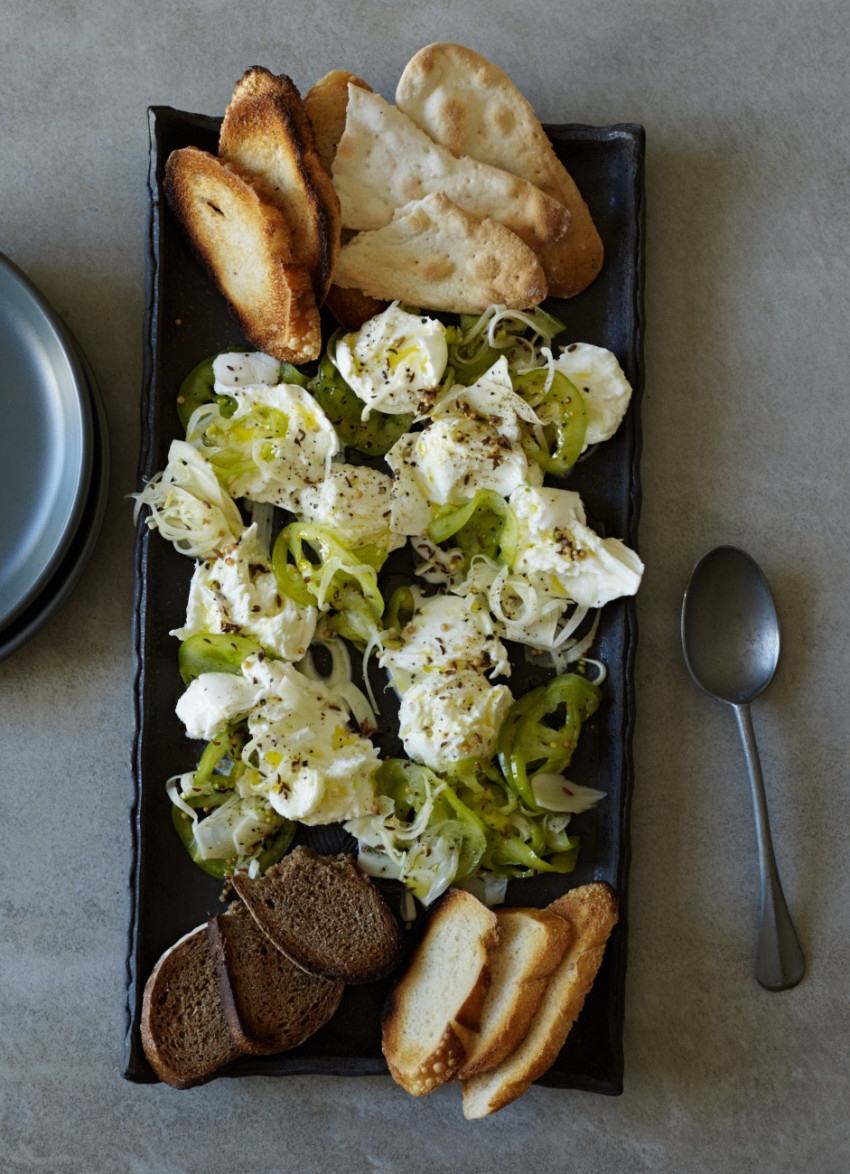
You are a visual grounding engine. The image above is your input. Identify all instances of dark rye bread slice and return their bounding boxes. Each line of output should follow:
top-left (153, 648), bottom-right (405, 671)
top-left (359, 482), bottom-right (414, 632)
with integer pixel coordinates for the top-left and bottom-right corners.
top-left (232, 845), bottom-right (404, 984)
top-left (208, 902), bottom-right (343, 1055)
top-left (140, 924), bottom-right (241, 1089)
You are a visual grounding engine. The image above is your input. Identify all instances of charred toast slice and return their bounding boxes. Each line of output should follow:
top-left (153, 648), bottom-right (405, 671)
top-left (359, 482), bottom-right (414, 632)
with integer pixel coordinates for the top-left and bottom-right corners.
top-left (219, 66), bottom-right (340, 302)
top-left (164, 146), bottom-right (321, 363)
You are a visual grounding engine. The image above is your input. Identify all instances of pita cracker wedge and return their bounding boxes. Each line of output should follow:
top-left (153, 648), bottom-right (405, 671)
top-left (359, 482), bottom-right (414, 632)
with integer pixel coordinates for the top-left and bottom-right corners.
top-left (396, 43), bottom-right (604, 298)
top-left (304, 68), bottom-right (373, 175)
top-left (332, 86), bottom-right (570, 260)
top-left (219, 66), bottom-right (340, 302)
top-left (333, 192), bottom-right (547, 315)
top-left (304, 70), bottom-right (387, 327)
top-left (164, 146), bottom-right (321, 363)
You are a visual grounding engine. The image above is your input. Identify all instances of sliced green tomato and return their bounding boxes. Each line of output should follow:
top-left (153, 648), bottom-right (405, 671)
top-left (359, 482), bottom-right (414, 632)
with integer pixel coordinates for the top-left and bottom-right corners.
top-left (272, 522), bottom-right (384, 648)
top-left (279, 361), bottom-right (310, 389)
top-left (383, 585), bottom-right (416, 632)
top-left (514, 368), bottom-right (587, 474)
top-left (311, 354), bottom-right (413, 456)
top-left (484, 834), bottom-right (579, 877)
top-left (428, 489), bottom-right (518, 568)
top-left (497, 672), bottom-right (603, 808)
top-left (176, 347), bottom-right (248, 431)
top-left (170, 804), bottom-right (295, 879)
top-left (178, 632), bottom-right (264, 685)
top-left (375, 760), bottom-right (487, 880)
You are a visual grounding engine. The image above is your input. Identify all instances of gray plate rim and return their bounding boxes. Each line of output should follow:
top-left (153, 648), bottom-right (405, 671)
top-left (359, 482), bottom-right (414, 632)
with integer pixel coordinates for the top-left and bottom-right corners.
top-left (0, 252), bottom-right (94, 631)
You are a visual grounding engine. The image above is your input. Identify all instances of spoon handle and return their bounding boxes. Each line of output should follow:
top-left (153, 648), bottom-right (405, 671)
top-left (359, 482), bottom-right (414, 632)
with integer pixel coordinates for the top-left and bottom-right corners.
top-left (733, 703), bottom-right (806, 990)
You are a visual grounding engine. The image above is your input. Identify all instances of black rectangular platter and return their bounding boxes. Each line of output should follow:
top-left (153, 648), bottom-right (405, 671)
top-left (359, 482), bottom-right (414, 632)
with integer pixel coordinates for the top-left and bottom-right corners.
top-left (124, 104), bottom-right (646, 1092)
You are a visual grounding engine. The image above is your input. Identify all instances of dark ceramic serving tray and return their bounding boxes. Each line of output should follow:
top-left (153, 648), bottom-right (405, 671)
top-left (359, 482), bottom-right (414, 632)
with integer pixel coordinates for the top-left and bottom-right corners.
top-left (124, 105), bottom-right (645, 1093)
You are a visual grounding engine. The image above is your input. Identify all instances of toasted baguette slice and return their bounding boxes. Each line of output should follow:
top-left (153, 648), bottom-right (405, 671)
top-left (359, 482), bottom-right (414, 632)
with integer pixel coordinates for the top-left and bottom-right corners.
top-left (454, 907), bottom-right (572, 1080)
top-left (334, 192), bottom-right (547, 314)
top-left (382, 888), bottom-right (499, 1096)
top-left (396, 42), bottom-right (604, 298)
top-left (140, 924), bottom-right (241, 1089)
top-left (164, 146), bottom-right (321, 363)
top-left (219, 66), bottom-right (340, 302)
top-left (332, 86), bottom-right (570, 258)
top-left (461, 883), bottom-right (619, 1118)
top-left (232, 845), bottom-right (404, 984)
top-left (304, 70), bottom-right (387, 327)
top-left (208, 901), bottom-right (343, 1055)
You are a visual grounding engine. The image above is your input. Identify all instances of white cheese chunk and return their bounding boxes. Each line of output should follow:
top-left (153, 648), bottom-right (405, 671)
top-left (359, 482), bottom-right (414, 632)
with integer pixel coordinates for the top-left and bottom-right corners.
top-left (171, 523), bottom-right (317, 661)
top-left (380, 592), bottom-right (510, 691)
top-left (175, 672), bottom-right (261, 741)
top-left (553, 343), bottom-right (633, 447)
top-left (335, 302), bottom-right (448, 416)
top-left (295, 465), bottom-right (406, 554)
top-left (509, 485), bottom-right (644, 609)
top-left (398, 671), bottom-right (514, 769)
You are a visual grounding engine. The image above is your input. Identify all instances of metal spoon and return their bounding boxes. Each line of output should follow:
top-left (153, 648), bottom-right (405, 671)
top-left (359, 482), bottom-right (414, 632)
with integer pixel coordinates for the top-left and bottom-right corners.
top-left (681, 545), bottom-right (805, 990)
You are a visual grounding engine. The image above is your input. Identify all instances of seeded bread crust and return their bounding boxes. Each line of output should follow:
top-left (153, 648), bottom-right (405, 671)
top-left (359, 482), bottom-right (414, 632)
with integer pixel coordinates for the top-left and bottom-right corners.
top-left (381, 888), bottom-right (499, 1096)
top-left (461, 883), bottom-right (619, 1118)
top-left (232, 845), bottom-right (404, 984)
top-left (140, 924), bottom-right (241, 1090)
top-left (164, 145), bottom-right (321, 363)
top-left (208, 902), bottom-right (344, 1055)
top-left (454, 906), bottom-right (572, 1080)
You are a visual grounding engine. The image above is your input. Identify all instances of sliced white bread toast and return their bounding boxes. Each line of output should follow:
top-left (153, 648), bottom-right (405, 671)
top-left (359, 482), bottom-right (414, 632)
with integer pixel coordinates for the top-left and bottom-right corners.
top-left (454, 906), bottom-right (572, 1080)
top-left (164, 145), bottom-right (321, 363)
top-left (382, 888), bottom-right (499, 1095)
top-left (219, 66), bottom-right (340, 302)
top-left (396, 42), bottom-right (604, 298)
top-left (208, 901), bottom-right (343, 1055)
top-left (461, 883), bottom-right (619, 1118)
top-left (140, 924), bottom-right (241, 1089)
top-left (231, 845), bottom-right (404, 984)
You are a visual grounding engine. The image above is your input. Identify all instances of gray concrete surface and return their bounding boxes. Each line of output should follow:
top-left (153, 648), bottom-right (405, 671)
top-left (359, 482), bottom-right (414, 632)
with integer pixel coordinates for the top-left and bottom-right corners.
top-left (1, 2), bottom-right (848, 1170)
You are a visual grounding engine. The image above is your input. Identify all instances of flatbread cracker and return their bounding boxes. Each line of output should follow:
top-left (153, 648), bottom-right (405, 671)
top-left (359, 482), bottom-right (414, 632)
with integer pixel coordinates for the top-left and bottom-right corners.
top-left (333, 192), bottom-right (546, 314)
top-left (396, 43), bottom-right (604, 297)
top-left (332, 86), bottom-right (570, 258)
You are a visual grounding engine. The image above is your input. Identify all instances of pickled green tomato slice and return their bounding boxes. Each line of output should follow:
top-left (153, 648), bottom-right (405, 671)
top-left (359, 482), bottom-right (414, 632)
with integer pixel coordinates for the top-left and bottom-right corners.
top-left (178, 632), bottom-right (264, 685)
top-left (311, 354), bottom-right (413, 457)
top-left (514, 368), bottom-right (588, 474)
top-left (428, 490), bottom-right (519, 568)
top-left (497, 672), bottom-right (603, 809)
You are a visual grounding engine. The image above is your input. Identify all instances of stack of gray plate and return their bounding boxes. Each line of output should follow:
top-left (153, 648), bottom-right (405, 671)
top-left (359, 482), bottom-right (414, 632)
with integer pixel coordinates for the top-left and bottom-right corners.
top-left (0, 252), bottom-right (109, 662)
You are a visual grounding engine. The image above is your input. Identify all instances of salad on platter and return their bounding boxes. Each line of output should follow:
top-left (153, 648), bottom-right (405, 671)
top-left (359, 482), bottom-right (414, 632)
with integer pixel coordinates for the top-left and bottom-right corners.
top-left (134, 299), bottom-right (643, 911)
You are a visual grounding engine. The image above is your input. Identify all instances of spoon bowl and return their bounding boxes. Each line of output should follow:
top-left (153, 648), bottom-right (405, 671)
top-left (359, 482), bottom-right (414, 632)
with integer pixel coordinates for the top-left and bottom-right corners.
top-left (682, 546), bottom-right (781, 704)
top-left (682, 546), bottom-right (805, 991)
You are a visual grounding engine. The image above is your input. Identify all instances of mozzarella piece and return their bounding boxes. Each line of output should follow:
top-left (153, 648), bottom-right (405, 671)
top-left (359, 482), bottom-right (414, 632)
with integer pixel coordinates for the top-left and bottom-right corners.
top-left (295, 465), bottom-right (405, 553)
top-left (433, 358), bottom-right (541, 442)
top-left (386, 411), bottom-right (541, 537)
top-left (197, 383), bottom-right (340, 510)
top-left (239, 656), bottom-right (380, 824)
top-left (171, 523), bottom-right (317, 661)
top-left (212, 350), bottom-right (281, 391)
top-left (380, 592), bottom-right (510, 691)
top-left (553, 343), bottom-right (632, 447)
top-left (175, 672), bottom-right (261, 741)
top-left (398, 671), bottom-right (514, 769)
top-left (335, 302), bottom-right (448, 416)
top-left (509, 485), bottom-right (644, 608)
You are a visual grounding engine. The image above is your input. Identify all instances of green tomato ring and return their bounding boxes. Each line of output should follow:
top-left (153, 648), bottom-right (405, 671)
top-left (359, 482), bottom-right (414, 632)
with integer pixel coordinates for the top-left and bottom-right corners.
top-left (515, 369), bottom-right (588, 474)
top-left (170, 805), bottom-right (296, 879)
top-left (178, 632), bottom-right (264, 685)
top-left (176, 346), bottom-right (255, 431)
top-left (311, 353), bottom-right (414, 457)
